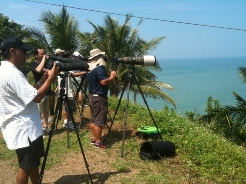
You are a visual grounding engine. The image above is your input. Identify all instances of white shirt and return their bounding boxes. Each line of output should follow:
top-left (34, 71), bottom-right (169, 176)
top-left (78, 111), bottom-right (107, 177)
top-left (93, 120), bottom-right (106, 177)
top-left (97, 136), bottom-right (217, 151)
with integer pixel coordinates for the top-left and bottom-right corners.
top-left (0, 61), bottom-right (42, 150)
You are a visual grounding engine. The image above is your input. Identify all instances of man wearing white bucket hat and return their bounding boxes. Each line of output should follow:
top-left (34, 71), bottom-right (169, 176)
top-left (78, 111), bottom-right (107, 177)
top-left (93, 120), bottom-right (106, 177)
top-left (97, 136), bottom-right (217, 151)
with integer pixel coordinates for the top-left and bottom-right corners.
top-left (86, 48), bottom-right (116, 148)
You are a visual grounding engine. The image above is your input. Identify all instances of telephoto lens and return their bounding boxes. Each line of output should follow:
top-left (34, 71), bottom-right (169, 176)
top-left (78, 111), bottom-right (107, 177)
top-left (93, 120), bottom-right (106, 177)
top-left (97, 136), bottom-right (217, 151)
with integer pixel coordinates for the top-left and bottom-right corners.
top-left (115, 55), bottom-right (156, 66)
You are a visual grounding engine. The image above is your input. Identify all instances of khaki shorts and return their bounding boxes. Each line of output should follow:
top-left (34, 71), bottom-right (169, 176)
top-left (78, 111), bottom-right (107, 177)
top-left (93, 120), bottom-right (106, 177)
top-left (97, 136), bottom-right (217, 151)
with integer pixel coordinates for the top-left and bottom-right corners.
top-left (38, 95), bottom-right (50, 113)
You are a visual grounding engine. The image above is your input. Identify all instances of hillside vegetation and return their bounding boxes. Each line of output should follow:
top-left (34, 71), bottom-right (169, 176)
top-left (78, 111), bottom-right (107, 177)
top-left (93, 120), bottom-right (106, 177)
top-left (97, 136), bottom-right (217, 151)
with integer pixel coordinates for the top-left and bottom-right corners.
top-left (1, 97), bottom-right (246, 183)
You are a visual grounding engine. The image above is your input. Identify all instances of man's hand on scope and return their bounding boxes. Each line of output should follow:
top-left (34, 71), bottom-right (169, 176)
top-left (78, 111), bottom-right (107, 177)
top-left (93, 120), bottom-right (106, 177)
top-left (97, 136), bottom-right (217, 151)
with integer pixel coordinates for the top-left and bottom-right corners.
top-left (100, 70), bottom-right (117, 86)
top-left (110, 70), bottom-right (117, 79)
top-left (46, 62), bottom-right (59, 82)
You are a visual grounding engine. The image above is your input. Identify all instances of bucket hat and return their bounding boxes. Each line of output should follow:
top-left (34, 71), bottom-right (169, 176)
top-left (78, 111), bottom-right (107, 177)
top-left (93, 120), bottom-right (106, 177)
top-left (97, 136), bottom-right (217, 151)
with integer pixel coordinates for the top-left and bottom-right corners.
top-left (88, 48), bottom-right (105, 60)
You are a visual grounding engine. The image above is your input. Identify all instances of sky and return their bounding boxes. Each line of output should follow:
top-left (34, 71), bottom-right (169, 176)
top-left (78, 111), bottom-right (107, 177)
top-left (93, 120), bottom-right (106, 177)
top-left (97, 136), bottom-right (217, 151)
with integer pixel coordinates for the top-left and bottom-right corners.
top-left (0, 0), bottom-right (246, 59)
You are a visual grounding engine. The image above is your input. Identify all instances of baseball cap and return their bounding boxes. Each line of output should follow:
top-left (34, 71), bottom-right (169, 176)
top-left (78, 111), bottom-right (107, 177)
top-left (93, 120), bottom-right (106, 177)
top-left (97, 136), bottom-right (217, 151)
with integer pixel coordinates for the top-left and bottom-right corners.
top-left (73, 51), bottom-right (82, 57)
top-left (0, 36), bottom-right (33, 51)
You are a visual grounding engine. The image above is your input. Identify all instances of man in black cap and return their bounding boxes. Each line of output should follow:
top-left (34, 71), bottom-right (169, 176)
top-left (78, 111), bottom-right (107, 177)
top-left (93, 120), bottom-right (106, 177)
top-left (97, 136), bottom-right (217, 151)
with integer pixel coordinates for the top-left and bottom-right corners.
top-left (0, 36), bottom-right (58, 184)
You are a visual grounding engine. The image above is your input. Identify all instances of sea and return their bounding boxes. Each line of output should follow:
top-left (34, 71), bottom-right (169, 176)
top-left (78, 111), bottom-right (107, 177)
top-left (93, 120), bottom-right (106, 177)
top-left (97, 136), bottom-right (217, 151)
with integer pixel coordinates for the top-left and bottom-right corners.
top-left (127, 56), bottom-right (246, 116)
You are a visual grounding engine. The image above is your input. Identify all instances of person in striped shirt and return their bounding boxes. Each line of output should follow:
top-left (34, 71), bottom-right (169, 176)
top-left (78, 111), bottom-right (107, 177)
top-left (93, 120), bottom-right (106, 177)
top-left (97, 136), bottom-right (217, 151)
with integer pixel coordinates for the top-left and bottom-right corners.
top-left (0, 36), bottom-right (58, 184)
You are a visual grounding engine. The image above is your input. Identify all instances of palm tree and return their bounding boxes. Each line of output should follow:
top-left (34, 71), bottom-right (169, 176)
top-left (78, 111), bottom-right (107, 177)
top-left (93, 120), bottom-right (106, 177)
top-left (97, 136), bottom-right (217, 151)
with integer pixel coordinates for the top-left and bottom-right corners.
top-left (201, 66), bottom-right (246, 145)
top-left (80, 13), bottom-right (176, 107)
top-left (212, 67), bottom-right (246, 126)
top-left (27, 6), bottom-right (80, 53)
top-left (26, 26), bottom-right (53, 53)
top-left (238, 66), bottom-right (246, 83)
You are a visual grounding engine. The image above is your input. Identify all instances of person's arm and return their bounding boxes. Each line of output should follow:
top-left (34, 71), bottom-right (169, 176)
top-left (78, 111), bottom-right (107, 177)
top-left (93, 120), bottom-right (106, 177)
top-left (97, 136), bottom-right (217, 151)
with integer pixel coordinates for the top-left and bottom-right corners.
top-left (72, 71), bottom-right (86, 77)
top-left (100, 70), bottom-right (117, 86)
top-left (54, 86), bottom-right (58, 93)
top-left (33, 62), bottom-right (59, 103)
top-left (35, 55), bottom-right (47, 73)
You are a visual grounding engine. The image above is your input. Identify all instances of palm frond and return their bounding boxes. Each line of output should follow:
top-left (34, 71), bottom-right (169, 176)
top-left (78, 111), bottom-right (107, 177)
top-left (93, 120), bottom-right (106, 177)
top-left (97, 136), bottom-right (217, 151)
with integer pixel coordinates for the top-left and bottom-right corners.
top-left (154, 81), bottom-right (176, 91)
top-left (213, 105), bottom-right (246, 126)
top-left (233, 91), bottom-right (246, 105)
top-left (26, 27), bottom-right (52, 52)
top-left (238, 66), bottom-right (246, 83)
top-left (130, 85), bottom-right (176, 107)
top-left (144, 37), bottom-right (166, 52)
top-left (40, 6), bottom-right (80, 51)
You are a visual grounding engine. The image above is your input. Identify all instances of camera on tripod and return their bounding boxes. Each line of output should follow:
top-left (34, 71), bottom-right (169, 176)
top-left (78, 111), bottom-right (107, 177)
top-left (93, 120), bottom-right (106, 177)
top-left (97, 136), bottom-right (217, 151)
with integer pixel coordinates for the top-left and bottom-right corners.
top-left (44, 55), bottom-right (89, 71)
top-left (114, 55), bottom-right (156, 66)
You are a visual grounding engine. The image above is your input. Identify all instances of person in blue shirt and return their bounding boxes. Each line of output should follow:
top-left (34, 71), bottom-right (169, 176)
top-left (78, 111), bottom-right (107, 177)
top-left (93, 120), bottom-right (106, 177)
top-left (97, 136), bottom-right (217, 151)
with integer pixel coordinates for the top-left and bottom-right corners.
top-left (86, 49), bottom-right (116, 148)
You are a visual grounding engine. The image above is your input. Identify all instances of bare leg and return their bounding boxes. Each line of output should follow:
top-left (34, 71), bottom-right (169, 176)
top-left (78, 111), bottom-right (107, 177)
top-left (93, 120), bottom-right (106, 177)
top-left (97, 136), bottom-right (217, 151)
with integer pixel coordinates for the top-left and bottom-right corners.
top-left (90, 123), bottom-right (96, 140)
top-left (62, 110), bottom-right (67, 120)
top-left (63, 110), bottom-right (73, 121)
top-left (42, 112), bottom-right (49, 128)
top-left (93, 124), bottom-right (103, 143)
top-left (16, 168), bottom-right (29, 184)
top-left (16, 167), bottom-right (39, 184)
top-left (79, 92), bottom-right (83, 107)
top-left (29, 167), bottom-right (40, 184)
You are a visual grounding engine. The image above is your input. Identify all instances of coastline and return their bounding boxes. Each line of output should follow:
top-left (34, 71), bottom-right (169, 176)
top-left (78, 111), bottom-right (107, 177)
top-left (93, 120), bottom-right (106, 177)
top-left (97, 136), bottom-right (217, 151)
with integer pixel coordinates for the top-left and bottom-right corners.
top-left (131, 56), bottom-right (246, 115)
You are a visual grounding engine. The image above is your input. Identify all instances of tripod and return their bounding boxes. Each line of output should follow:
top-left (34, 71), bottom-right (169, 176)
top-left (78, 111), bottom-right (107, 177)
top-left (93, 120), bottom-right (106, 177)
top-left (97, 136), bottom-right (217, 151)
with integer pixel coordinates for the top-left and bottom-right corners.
top-left (39, 72), bottom-right (93, 184)
top-left (71, 73), bottom-right (88, 114)
top-left (107, 64), bottom-right (163, 157)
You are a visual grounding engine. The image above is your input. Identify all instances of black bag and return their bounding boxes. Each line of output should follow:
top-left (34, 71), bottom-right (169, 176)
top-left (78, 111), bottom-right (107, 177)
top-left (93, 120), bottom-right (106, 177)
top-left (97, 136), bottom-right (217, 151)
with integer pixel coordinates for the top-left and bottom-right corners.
top-left (139, 141), bottom-right (176, 160)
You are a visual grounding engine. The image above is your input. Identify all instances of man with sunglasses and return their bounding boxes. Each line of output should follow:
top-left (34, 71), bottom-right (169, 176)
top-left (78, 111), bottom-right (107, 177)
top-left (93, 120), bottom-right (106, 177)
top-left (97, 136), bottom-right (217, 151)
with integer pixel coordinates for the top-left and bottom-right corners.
top-left (0, 36), bottom-right (59, 184)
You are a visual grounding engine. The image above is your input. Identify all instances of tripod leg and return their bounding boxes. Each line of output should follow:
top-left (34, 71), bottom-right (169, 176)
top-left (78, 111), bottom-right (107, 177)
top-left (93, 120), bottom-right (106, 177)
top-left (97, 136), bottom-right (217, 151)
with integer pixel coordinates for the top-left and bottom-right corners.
top-left (65, 100), bottom-right (71, 148)
top-left (63, 94), bottom-right (93, 183)
top-left (55, 97), bottom-right (63, 130)
top-left (39, 94), bottom-right (64, 183)
top-left (107, 81), bottom-right (128, 135)
top-left (71, 75), bottom-right (88, 130)
top-left (121, 80), bottom-right (131, 158)
top-left (132, 74), bottom-right (163, 141)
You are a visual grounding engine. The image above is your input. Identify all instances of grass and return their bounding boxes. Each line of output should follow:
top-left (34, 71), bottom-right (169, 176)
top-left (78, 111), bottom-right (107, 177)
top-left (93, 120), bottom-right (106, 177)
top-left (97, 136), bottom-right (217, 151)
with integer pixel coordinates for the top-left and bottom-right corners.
top-left (1, 96), bottom-right (246, 183)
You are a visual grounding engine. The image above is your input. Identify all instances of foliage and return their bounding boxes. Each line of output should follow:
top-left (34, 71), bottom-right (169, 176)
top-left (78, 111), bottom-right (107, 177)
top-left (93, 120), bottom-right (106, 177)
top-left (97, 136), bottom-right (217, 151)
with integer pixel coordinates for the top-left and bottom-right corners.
top-left (238, 66), bottom-right (246, 83)
top-left (185, 64), bottom-right (246, 146)
top-left (2, 97), bottom-right (246, 183)
top-left (26, 6), bottom-right (80, 53)
top-left (200, 93), bottom-right (246, 146)
top-left (199, 62), bottom-right (246, 145)
top-left (0, 13), bottom-right (31, 42)
top-left (0, 13), bottom-right (31, 60)
top-left (108, 97), bottom-right (246, 183)
top-left (185, 111), bottom-right (197, 121)
top-left (26, 27), bottom-right (53, 53)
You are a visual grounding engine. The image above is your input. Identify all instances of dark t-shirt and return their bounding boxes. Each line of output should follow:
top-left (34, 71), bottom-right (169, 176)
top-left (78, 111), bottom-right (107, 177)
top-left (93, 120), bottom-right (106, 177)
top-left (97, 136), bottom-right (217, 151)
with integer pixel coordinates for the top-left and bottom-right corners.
top-left (86, 65), bottom-right (108, 96)
top-left (30, 61), bottom-right (51, 95)
top-left (30, 61), bottom-right (44, 83)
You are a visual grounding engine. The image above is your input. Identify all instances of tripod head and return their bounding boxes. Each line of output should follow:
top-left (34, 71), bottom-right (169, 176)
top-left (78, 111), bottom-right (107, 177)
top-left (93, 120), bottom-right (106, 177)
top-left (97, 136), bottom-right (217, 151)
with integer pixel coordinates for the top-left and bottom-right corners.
top-left (57, 72), bottom-right (74, 98)
top-left (58, 72), bottom-right (68, 88)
